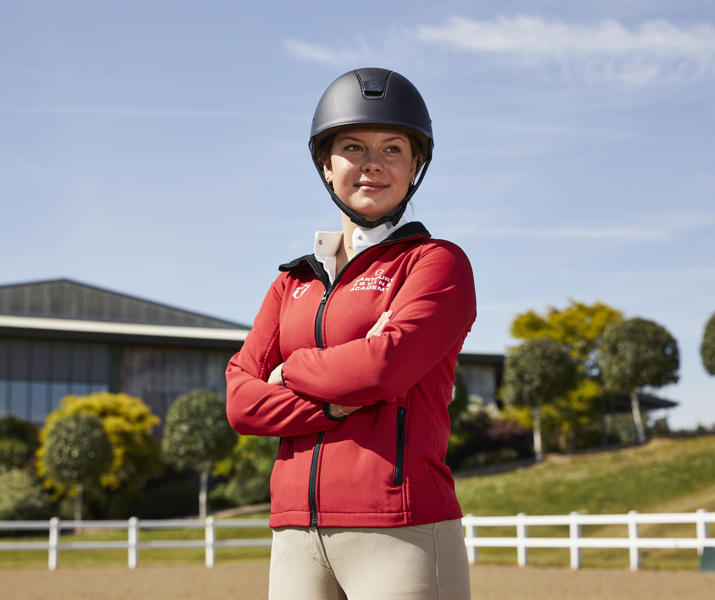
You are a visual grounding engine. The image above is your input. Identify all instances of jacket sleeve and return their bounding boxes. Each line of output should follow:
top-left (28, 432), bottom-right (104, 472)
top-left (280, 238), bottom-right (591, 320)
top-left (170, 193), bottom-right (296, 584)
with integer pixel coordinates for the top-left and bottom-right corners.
top-left (225, 273), bottom-right (341, 437)
top-left (281, 242), bottom-right (476, 406)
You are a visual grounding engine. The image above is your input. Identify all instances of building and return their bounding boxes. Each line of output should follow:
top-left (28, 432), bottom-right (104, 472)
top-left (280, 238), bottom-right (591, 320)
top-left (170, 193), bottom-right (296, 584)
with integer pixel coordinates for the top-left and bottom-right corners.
top-left (0, 279), bottom-right (249, 424)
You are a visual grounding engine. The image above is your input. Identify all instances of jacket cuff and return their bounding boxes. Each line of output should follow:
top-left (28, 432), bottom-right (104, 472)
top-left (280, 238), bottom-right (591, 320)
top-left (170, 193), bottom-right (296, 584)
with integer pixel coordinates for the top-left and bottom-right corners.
top-left (323, 402), bottom-right (348, 422)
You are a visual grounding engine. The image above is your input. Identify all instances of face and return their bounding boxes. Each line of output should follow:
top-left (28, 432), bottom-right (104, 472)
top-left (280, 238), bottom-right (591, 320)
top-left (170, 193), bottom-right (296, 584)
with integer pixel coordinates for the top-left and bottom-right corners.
top-left (323, 128), bottom-right (417, 222)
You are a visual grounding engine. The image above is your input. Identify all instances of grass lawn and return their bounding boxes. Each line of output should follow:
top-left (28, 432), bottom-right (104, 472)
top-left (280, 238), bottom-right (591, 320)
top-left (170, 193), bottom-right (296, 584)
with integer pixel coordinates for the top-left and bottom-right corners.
top-left (455, 435), bottom-right (715, 570)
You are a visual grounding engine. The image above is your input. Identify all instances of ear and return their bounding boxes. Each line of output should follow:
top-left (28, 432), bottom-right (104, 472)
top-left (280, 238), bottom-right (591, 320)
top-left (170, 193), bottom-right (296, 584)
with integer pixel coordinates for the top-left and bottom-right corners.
top-left (410, 156), bottom-right (418, 183)
top-left (323, 157), bottom-right (334, 183)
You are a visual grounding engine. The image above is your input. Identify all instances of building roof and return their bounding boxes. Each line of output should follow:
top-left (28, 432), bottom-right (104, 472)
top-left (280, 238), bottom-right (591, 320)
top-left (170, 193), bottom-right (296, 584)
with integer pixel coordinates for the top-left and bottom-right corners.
top-left (0, 278), bottom-right (249, 347)
top-left (0, 278), bottom-right (249, 328)
top-left (458, 352), bottom-right (505, 366)
top-left (608, 392), bottom-right (678, 412)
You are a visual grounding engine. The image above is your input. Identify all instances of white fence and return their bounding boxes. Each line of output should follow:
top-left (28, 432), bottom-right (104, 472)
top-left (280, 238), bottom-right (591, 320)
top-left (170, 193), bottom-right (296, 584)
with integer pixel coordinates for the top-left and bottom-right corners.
top-left (462, 509), bottom-right (715, 570)
top-left (0, 516), bottom-right (271, 570)
top-left (1, 510), bottom-right (713, 571)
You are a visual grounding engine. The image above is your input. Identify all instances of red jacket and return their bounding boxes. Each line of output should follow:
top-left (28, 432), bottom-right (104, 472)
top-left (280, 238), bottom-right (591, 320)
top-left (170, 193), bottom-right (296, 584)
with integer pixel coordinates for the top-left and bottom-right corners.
top-left (226, 222), bottom-right (476, 528)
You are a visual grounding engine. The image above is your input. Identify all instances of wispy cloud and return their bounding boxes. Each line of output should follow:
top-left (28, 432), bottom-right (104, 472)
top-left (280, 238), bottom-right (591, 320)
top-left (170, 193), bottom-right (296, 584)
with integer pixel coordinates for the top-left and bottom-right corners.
top-left (283, 38), bottom-right (376, 66)
top-left (414, 16), bottom-right (715, 85)
top-left (284, 16), bottom-right (715, 86)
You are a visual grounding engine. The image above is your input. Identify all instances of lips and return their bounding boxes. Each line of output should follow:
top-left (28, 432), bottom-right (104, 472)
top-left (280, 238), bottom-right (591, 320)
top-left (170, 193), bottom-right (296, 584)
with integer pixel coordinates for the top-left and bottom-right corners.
top-left (355, 181), bottom-right (389, 192)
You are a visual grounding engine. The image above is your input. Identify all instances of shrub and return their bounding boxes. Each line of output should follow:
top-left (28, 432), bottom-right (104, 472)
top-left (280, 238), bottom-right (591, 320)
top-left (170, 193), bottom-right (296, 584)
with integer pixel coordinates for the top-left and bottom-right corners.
top-left (0, 437), bottom-right (34, 471)
top-left (0, 416), bottom-right (40, 446)
top-left (447, 410), bottom-right (532, 470)
top-left (0, 468), bottom-right (50, 520)
top-left (37, 392), bottom-right (163, 503)
top-left (212, 435), bottom-right (278, 507)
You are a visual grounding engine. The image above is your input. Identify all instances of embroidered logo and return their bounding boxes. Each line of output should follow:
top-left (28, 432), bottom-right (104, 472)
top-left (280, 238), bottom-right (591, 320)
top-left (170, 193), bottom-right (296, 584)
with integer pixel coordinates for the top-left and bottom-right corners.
top-left (349, 269), bottom-right (392, 293)
top-left (292, 284), bottom-right (311, 299)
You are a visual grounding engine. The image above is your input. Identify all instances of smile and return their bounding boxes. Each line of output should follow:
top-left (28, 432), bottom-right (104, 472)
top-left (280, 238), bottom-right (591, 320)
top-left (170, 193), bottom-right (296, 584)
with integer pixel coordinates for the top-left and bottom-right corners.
top-left (355, 182), bottom-right (389, 192)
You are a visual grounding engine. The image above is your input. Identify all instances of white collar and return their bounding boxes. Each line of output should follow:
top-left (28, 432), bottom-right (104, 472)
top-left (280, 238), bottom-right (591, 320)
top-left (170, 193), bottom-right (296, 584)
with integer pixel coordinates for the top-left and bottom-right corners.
top-left (313, 215), bottom-right (409, 284)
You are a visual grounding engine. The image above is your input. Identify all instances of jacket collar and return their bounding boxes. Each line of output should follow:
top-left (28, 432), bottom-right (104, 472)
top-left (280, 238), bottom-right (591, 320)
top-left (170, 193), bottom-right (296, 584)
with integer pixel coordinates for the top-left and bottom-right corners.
top-left (279, 221), bottom-right (431, 273)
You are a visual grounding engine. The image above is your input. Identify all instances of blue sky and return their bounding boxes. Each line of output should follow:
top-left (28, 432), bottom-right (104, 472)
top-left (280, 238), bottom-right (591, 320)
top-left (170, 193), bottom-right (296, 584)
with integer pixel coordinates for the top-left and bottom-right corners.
top-left (2, 1), bottom-right (714, 429)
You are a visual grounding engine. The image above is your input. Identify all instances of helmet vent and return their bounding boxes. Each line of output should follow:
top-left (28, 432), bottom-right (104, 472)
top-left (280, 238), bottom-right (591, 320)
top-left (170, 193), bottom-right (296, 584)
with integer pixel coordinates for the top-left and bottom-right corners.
top-left (361, 79), bottom-right (385, 98)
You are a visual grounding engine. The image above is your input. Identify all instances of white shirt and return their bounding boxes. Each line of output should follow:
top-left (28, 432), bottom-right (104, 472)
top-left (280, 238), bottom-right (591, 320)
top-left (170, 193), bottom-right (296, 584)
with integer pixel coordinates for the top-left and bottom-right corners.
top-left (313, 215), bottom-right (409, 284)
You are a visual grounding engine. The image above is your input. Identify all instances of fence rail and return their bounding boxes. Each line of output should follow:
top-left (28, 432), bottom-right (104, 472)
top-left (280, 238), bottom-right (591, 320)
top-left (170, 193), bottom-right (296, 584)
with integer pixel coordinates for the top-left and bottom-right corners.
top-left (1, 510), bottom-right (713, 571)
top-left (462, 509), bottom-right (715, 570)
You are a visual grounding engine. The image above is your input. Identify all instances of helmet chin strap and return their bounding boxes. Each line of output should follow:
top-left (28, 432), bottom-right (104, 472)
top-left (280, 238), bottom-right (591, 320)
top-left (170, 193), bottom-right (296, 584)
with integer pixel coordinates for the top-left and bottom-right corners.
top-left (311, 154), bottom-right (432, 230)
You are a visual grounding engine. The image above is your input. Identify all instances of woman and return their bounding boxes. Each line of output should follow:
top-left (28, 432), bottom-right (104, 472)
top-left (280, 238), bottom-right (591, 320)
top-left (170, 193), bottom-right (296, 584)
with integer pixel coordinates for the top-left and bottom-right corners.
top-left (226, 68), bottom-right (476, 600)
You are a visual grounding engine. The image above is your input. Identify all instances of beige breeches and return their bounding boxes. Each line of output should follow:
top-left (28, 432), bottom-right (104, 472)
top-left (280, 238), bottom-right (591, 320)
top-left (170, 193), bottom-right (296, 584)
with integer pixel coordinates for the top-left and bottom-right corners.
top-left (268, 519), bottom-right (471, 600)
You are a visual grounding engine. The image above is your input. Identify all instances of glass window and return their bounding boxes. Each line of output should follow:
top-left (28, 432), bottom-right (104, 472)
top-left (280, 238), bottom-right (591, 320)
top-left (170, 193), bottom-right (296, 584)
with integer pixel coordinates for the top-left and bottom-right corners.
top-left (89, 344), bottom-right (110, 383)
top-left (30, 381), bottom-right (51, 424)
top-left (10, 380), bottom-right (29, 419)
top-left (50, 381), bottom-right (71, 411)
top-left (70, 382), bottom-right (90, 396)
top-left (0, 379), bottom-right (8, 418)
top-left (72, 344), bottom-right (90, 381)
top-left (10, 340), bottom-right (31, 379)
top-left (31, 341), bottom-right (52, 379)
top-left (0, 340), bottom-right (9, 378)
top-left (51, 342), bottom-right (71, 381)
top-left (90, 383), bottom-right (109, 394)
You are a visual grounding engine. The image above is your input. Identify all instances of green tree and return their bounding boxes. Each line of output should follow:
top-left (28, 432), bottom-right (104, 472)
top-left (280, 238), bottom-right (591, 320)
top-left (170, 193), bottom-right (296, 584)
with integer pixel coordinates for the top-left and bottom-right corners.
top-left (36, 392), bottom-right (162, 503)
top-left (701, 312), bottom-right (715, 375)
top-left (511, 300), bottom-right (623, 449)
top-left (212, 435), bottom-right (279, 507)
top-left (162, 390), bottom-right (237, 518)
top-left (599, 318), bottom-right (680, 445)
top-left (501, 338), bottom-right (579, 461)
top-left (0, 416), bottom-right (40, 472)
top-left (43, 414), bottom-right (113, 522)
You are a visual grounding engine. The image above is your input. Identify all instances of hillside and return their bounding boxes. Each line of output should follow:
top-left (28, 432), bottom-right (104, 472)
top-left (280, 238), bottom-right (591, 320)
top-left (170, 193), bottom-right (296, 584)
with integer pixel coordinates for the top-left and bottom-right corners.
top-left (454, 435), bottom-right (715, 569)
top-left (455, 435), bottom-right (715, 516)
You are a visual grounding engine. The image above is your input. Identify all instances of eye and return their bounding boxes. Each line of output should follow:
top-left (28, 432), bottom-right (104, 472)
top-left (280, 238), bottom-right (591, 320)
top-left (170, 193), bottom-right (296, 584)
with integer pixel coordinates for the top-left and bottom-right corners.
top-left (385, 145), bottom-right (402, 154)
top-left (343, 143), bottom-right (363, 152)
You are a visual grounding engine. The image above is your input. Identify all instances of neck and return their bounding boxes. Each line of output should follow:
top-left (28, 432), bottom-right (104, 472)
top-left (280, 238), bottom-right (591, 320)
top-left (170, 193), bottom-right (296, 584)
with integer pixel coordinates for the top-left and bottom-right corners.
top-left (335, 212), bottom-right (361, 274)
top-left (340, 212), bottom-right (359, 261)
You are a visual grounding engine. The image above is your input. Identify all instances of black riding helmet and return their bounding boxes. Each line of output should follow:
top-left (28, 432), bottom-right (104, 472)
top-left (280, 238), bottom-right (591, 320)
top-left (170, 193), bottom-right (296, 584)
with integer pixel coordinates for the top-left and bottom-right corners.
top-left (309, 68), bottom-right (434, 229)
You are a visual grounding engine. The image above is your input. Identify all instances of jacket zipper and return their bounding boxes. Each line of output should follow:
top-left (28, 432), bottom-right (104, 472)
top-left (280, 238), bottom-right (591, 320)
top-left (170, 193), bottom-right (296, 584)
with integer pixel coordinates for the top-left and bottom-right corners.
top-left (306, 255), bottom-right (362, 526)
top-left (305, 235), bottom-right (422, 527)
top-left (394, 406), bottom-right (407, 486)
top-left (308, 432), bottom-right (323, 527)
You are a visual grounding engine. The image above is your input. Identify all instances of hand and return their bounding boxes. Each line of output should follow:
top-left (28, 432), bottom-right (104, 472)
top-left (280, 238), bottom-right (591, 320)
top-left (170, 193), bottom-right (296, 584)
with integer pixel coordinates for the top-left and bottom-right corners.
top-left (267, 362), bottom-right (285, 385)
top-left (328, 403), bottom-right (361, 418)
top-left (328, 311), bottom-right (393, 419)
top-left (365, 310), bottom-right (392, 339)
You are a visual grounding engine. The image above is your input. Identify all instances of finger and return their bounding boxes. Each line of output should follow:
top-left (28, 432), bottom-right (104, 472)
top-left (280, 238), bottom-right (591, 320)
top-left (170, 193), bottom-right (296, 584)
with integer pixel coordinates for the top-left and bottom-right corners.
top-left (366, 311), bottom-right (388, 338)
top-left (374, 310), bottom-right (391, 333)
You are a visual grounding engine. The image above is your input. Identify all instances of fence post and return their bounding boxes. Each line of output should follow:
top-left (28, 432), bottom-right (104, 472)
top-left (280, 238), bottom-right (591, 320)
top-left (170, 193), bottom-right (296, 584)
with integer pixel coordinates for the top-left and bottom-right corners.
top-left (628, 510), bottom-right (641, 571)
top-left (128, 517), bottom-right (138, 569)
top-left (205, 517), bottom-right (215, 568)
top-left (463, 516), bottom-right (477, 564)
top-left (569, 511), bottom-right (581, 570)
top-left (48, 517), bottom-right (59, 571)
top-left (516, 513), bottom-right (528, 567)
top-left (696, 508), bottom-right (709, 557)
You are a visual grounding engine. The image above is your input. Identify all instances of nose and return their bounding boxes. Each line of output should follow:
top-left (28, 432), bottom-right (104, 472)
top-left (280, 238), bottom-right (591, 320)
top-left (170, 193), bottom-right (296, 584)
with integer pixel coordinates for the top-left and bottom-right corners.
top-left (361, 148), bottom-right (383, 172)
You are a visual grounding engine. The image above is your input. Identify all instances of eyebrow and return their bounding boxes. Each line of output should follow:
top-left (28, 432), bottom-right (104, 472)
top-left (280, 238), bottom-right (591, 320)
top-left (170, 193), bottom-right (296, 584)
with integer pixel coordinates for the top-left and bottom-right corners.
top-left (337, 134), bottom-right (408, 143)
